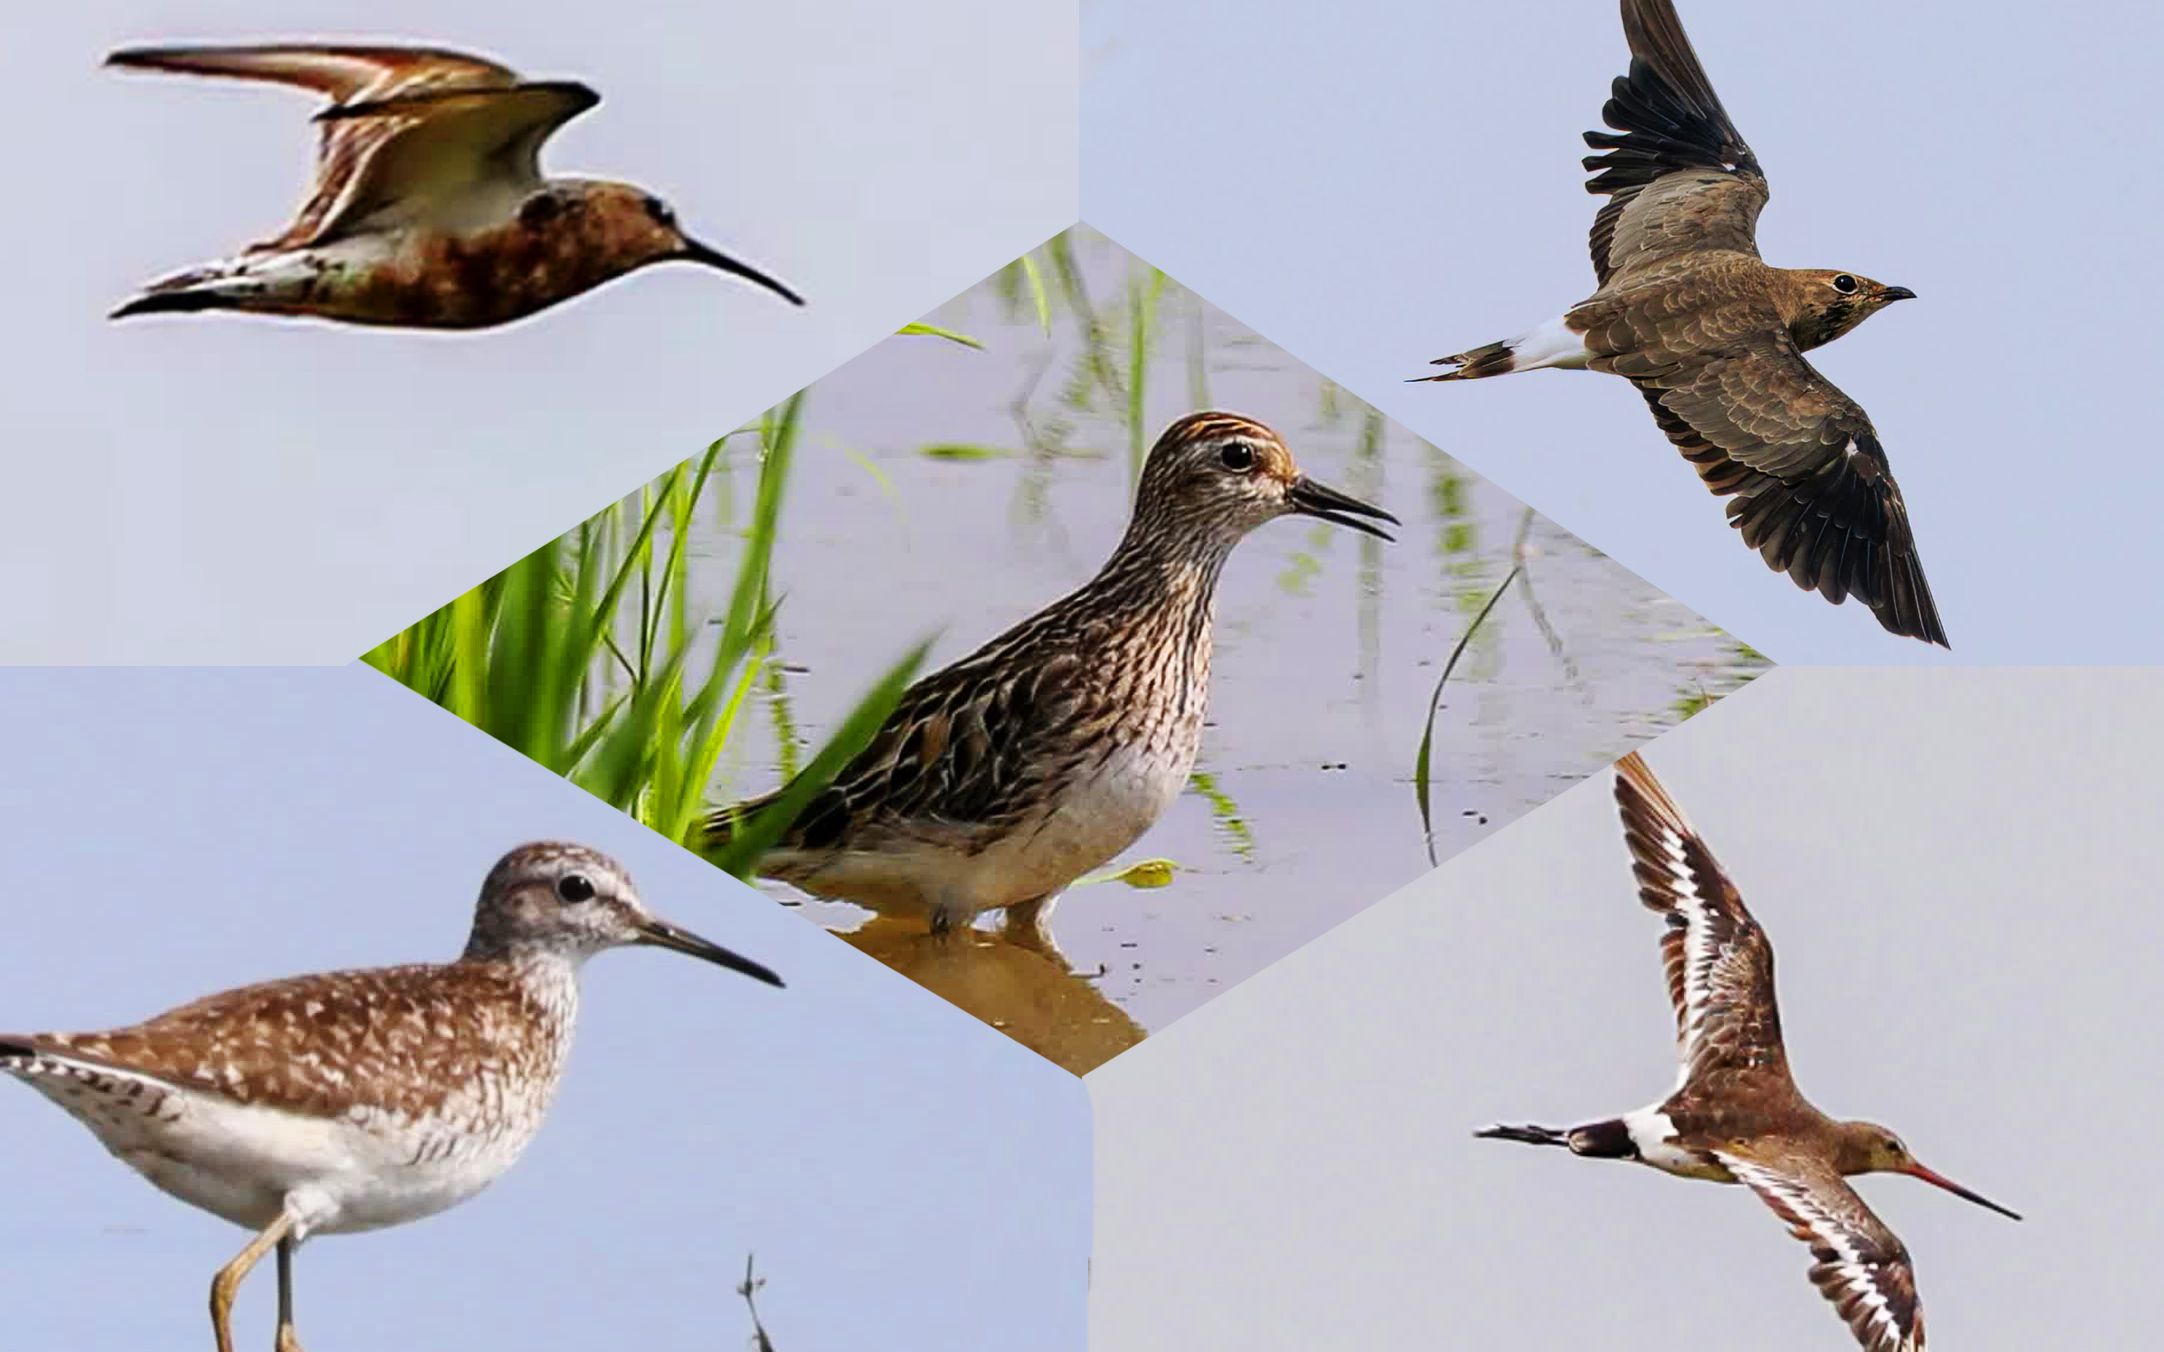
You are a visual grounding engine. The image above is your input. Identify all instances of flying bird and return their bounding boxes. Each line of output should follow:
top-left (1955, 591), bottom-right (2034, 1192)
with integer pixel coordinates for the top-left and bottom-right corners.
top-left (1419, 0), bottom-right (1944, 647)
top-left (105, 43), bottom-right (803, 328)
top-left (705, 412), bottom-right (1396, 942)
top-left (1477, 753), bottom-right (2018, 1351)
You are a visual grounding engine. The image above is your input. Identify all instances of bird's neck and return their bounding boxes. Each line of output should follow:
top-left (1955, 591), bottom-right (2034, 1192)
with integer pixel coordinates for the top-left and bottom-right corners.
top-left (1770, 269), bottom-right (1860, 352)
top-left (1083, 525), bottom-right (1235, 638)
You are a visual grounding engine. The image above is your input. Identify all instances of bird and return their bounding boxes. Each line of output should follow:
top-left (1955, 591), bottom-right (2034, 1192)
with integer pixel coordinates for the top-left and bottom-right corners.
top-left (104, 43), bottom-right (803, 328)
top-left (1476, 752), bottom-right (2017, 1351)
top-left (704, 411), bottom-right (1396, 941)
top-left (1416, 0), bottom-right (1945, 648)
top-left (0, 841), bottom-right (781, 1352)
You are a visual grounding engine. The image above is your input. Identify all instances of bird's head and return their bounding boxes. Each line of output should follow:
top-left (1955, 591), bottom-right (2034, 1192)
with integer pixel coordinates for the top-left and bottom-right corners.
top-left (465, 841), bottom-right (783, 986)
top-left (1127, 412), bottom-right (1398, 555)
top-left (529, 181), bottom-right (804, 306)
top-left (1838, 1121), bottom-right (2021, 1220)
top-left (1785, 270), bottom-right (1914, 350)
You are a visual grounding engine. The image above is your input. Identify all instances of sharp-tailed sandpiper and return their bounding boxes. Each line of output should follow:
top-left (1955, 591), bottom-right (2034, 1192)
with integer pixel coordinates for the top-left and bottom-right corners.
top-left (707, 410), bottom-right (1396, 940)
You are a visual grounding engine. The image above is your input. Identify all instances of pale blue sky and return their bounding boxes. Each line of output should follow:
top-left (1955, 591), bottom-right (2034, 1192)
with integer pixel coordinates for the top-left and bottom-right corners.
top-left (0, 0), bottom-right (1076, 662)
top-left (1092, 668), bottom-right (2164, 1348)
top-left (1085, 0), bottom-right (2164, 662)
top-left (0, 667), bottom-right (1088, 1350)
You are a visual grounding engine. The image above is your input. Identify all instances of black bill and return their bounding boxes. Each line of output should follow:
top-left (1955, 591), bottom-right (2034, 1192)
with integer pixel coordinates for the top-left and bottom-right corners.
top-left (635, 916), bottom-right (785, 987)
top-left (1288, 477), bottom-right (1399, 541)
top-left (680, 238), bottom-right (806, 306)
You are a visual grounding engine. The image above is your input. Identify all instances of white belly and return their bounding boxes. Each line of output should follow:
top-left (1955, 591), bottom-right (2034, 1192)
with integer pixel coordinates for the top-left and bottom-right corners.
top-left (9, 1057), bottom-right (540, 1237)
top-left (784, 731), bottom-right (1196, 926)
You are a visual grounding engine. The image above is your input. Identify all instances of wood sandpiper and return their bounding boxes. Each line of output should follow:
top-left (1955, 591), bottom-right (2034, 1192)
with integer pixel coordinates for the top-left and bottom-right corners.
top-left (706, 410), bottom-right (1397, 940)
top-left (0, 841), bottom-right (781, 1352)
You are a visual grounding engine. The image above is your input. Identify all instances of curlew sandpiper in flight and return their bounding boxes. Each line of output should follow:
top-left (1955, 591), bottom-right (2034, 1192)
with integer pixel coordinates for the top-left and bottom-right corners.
top-left (0, 841), bottom-right (781, 1352)
top-left (705, 411), bottom-right (1396, 941)
top-left (106, 43), bottom-right (804, 328)
top-left (1418, 0), bottom-right (1944, 647)
top-left (1477, 753), bottom-right (2017, 1351)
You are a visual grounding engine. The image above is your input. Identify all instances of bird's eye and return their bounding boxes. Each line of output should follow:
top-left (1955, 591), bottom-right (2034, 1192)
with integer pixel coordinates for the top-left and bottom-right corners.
top-left (555, 873), bottom-right (596, 903)
top-left (643, 196), bottom-right (675, 227)
top-left (1219, 441), bottom-right (1257, 472)
top-left (1832, 274), bottom-right (1859, 295)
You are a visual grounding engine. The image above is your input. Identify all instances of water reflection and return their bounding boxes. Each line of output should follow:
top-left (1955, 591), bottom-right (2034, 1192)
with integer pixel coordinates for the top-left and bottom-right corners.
top-left (840, 920), bottom-right (1146, 1076)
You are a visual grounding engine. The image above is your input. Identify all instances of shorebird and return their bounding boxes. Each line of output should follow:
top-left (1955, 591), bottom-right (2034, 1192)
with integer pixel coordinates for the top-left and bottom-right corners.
top-left (0, 841), bottom-right (780, 1352)
top-left (705, 411), bottom-right (1396, 939)
top-left (1418, 0), bottom-right (1945, 648)
top-left (1477, 753), bottom-right (2017, 1351)
top-left (105, 43), bottom-right (803, 327)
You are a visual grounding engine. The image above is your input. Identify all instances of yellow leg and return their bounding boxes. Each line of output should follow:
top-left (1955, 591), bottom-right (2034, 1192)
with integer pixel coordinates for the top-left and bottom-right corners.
top-left (275, 1235), bottom-right (305, 1352)
top-left (208, 1213), bottom-right (295, 1352)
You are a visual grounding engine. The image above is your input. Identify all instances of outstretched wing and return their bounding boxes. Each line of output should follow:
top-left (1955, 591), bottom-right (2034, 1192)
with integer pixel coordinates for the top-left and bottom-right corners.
top-left (1584, 0), bottom-right (1769, 286)
top-left (106, 43), bottom-right (595, 246)
top-left (1613, 752), bottom-right (1787, 1090)
top-left (1717, 1147), bottom-right (1928, 1352)
top-left (1627, 329), bottom-right (1946, 646)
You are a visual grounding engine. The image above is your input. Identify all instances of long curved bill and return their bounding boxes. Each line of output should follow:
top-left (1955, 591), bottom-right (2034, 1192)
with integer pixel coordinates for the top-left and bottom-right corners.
top-left (679, 238), bottom-right (805, 306)
top-left (1288, 477), bottom-right (1399, 541)
top-left (1906, 1161), bottom-right (2021, 1220)
top-left (635, 915), bottom-right (785, 988)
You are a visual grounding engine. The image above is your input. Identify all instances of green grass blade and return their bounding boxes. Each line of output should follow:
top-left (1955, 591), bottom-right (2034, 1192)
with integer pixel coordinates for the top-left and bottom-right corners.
top-left (1413, 565), bottom-right (1519, 864)
top-left (707, 639), bottom-right (932, 879)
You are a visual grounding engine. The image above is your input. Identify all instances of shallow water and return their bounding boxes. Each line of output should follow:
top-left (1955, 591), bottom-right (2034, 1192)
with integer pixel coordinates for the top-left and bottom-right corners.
top-left (688, 229), bottom-right (1760, 1071)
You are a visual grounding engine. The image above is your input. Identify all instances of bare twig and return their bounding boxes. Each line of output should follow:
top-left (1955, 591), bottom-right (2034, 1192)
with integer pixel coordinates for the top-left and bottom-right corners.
top-left (739, 1252), bottom-right (774, 1351)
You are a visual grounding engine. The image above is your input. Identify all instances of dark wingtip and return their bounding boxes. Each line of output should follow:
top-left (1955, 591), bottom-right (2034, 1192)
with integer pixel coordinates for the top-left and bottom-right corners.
top-left (109, 289), bottom-right (222, 320)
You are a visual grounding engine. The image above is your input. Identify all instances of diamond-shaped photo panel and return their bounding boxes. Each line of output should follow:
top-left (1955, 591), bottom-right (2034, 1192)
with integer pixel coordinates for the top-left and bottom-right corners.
top-left (366, 226), bottom-right (1765, 1074)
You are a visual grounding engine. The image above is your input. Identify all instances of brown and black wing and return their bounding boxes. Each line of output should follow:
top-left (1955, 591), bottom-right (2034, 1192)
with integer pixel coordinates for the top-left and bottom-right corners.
top-left (1613, 752), bottom-right (1788, 1090)
top-left (1630, 330), bottom-right (1946, 646)
top-left (707, 638), bottom-right (1093, 862)
top-left (1585, 0), bottom-right (1769, 285)
top-left (1717, 1148), bottom-right (1928, 1352)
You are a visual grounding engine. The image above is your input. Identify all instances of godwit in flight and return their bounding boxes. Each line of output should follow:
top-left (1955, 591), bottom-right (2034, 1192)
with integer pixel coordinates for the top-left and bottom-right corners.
top-left (1478, 751), bottom-right (2017, 1351)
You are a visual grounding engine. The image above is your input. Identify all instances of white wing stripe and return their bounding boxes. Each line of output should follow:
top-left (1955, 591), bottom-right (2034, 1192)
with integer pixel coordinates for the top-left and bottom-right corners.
top-left (1721, 1155), bottom-right (1919, 1352)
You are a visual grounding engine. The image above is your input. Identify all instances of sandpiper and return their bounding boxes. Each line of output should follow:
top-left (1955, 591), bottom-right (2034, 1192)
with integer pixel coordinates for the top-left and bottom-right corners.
top-left (1478, 753), bottom-right (2017, 1352)
top-left (1417, 0), bottom-right (1944, 647)
top-left (0, 841), bottom-right (780, 1352)
top-left (706, 411), bottom-right (1396, 939)
top-left (106, 43), bottom-right (803, 328)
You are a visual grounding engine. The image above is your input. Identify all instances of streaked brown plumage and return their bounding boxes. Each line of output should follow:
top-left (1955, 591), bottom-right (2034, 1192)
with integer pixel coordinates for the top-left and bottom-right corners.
top-left (706, 411), bottom-right (1397, 939)
top-left (1419, 0), bottom-right (1945, 648)
top-left (1478, 753), bottom-right (2018, 1352)
top-left (105, 43), bottom-right (802, 327)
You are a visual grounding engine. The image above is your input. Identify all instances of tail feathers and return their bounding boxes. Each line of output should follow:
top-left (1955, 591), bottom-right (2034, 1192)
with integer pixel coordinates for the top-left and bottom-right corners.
top-left (1474, 1122), bottom-right (1571, 1148)
top-left (1414, 339), bottom-right (1517, 383)
top-left (1475, 1117), bottom-right (1640, 1159)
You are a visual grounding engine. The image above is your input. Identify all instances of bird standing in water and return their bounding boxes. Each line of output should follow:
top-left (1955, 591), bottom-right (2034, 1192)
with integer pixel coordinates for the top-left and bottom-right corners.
top-left (707, 411), bottom-right (1396, 941)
